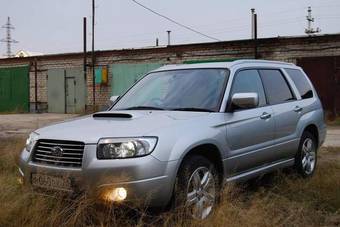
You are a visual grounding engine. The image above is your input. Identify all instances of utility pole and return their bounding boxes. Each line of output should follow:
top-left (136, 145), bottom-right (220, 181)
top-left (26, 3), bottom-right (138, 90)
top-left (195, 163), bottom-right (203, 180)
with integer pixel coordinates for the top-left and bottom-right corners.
top-left (1, 17), bottom-right (18, 58)
top-left (254, 13), bottom-right (258, 59)
top-left (34, 59), bottom-right (38, 112)
top-left (92, 0), bottom-right (96, 108)
top-left (251, 8), bottom-right (255, 39)
top-left (167, 30), bottom-right (171, 46)
top-left (83, 17), bottom-right (87, 81)
top-left (251, 9), bottom-right (258, 59)
top-left (305, 6), bottom-right (321, 35)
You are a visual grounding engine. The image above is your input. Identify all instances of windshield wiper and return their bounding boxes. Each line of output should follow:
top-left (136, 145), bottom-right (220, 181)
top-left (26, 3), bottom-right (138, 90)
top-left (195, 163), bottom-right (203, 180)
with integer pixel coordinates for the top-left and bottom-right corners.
top-left (123, 106), bottom-right (165, 110)
top-left (171, 107), bottom-right (214, 112)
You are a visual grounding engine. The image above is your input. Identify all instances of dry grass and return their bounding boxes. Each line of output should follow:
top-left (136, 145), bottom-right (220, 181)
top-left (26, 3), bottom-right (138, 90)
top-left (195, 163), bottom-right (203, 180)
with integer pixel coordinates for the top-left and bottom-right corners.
top-left (0, 137), bottom-right (339, 227)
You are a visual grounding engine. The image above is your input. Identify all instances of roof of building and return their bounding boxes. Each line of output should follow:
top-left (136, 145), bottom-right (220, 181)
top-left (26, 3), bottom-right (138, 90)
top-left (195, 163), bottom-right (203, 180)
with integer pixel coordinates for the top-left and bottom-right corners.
top-left (0, 33), bottom-right (339, 63)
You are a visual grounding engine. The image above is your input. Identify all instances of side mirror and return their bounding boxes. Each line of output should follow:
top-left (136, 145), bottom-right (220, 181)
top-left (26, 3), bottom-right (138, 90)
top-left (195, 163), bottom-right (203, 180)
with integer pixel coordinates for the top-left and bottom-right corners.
top-left (231, 92), bottom-right (259, 109)
top-left (110, 95), bottom-right (119, 103)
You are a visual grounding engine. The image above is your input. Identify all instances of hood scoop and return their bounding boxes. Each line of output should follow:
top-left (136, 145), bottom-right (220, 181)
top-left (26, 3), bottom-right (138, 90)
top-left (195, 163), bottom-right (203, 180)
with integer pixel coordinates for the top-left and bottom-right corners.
top-left (93, 112), bottom-right (133, 119)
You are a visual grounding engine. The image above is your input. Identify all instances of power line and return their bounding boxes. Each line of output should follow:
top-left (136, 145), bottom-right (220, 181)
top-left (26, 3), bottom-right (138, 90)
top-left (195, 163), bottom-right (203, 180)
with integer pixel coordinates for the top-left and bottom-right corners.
top-left (104, 2), bottom-right (340, 45)
top-left (99, 12), bottom-right (336, 48)
top-left (130, 0), bottom-right (221, 42)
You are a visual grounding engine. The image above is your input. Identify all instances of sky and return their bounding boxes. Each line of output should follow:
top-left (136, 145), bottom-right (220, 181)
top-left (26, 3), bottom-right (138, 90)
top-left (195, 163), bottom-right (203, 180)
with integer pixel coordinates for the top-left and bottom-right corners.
top-left (0, 0), bottom-right (340, 56)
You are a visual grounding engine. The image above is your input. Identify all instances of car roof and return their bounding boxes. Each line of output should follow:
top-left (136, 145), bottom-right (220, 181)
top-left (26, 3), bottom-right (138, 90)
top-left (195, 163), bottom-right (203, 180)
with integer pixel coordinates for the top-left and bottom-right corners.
top-left (152, 59), bottom-right (297, 72)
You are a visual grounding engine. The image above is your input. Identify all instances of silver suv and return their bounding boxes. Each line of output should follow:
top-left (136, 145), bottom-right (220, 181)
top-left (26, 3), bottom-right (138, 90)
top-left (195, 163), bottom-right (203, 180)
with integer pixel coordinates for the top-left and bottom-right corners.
top-left (19, 60), bottom-right (326, 219)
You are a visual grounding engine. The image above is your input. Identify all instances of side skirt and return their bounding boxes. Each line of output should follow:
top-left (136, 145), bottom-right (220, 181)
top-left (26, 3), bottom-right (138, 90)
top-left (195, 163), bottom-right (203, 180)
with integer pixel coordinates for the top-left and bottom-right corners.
top-left (225, 158), bottom-right (295, 183)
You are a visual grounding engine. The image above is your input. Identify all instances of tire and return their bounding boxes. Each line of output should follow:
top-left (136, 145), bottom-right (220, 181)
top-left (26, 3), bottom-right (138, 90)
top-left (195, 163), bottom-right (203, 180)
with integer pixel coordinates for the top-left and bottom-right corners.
top-left (173, 155), bottom-right (219, 220)
top-left (295, 131), bottom-right (318, 178)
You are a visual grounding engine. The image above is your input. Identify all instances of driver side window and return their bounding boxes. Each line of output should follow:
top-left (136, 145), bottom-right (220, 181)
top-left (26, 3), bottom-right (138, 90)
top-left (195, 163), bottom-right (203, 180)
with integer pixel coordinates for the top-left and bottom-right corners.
top-left (231, 69), bottom-right (267, 107)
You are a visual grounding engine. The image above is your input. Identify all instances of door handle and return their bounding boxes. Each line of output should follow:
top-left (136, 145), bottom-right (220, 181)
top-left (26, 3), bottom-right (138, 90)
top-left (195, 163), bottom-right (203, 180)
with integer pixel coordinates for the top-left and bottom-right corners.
top-left (293, 106), bottom-right (303, 112)
top-left (260, 112), bottom-right (271, 120)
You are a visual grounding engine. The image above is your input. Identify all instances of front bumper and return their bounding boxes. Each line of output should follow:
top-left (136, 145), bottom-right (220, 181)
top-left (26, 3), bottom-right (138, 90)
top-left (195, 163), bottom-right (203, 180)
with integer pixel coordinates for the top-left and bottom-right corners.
top-left (19, 144), bottom-right (178, 207)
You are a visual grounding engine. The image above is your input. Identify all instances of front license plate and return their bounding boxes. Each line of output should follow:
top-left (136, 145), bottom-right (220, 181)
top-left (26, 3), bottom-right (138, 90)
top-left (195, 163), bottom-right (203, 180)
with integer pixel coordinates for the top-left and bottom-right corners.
top-left (31, 174), bottom-right (72, 191)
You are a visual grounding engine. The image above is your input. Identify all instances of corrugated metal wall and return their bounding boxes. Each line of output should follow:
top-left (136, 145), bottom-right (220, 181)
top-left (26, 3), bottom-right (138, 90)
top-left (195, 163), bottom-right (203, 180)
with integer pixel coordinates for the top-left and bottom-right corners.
top-left (111, 63), bottom-right (162, 96)
top-left (0, 66), bottom-right (29, 112)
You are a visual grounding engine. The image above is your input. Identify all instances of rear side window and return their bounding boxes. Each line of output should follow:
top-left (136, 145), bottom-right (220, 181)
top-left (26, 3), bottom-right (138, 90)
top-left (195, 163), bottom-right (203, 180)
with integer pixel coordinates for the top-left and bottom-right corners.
top-left (285, 68), bottom-right (313, 99)
top-left (231, 70), bottom-right (266, 107)
top-left (259, 69), bottom-right (295, 105)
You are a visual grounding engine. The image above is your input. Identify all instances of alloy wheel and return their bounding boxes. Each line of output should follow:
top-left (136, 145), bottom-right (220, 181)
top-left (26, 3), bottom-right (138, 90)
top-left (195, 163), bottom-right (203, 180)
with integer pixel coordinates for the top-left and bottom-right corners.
top-left (301, 138), bottom-right (316, 175)
top-left (186, 167), bottom-right (216, 219)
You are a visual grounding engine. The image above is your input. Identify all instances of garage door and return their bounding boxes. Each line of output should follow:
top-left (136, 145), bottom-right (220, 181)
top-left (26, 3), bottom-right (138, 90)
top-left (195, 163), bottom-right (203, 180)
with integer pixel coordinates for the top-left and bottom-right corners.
top-left (0, 66), bottom-right (29, 112)
top-left (47, 68), bottom-right (86, 113)
top-left (297, 56), bottom-right (340, 116)
top-left (111, 63), bottom-right (162, 96)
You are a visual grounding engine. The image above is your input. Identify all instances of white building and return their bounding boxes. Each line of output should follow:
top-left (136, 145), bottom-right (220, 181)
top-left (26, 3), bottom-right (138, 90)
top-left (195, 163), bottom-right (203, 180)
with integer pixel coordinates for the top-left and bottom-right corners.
top-left (15, 50), bottom-right (43, 57)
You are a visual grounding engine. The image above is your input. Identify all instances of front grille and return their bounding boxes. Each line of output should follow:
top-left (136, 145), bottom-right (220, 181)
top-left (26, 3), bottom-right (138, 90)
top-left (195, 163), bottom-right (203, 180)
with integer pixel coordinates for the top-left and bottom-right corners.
top-left (32, 139), bottom-right (85, 168)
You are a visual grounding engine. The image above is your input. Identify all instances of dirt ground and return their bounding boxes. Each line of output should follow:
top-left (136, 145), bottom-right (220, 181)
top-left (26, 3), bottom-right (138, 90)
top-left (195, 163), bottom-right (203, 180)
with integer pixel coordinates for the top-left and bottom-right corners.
top-left (0, 113), bottom-right (78, 138)
top-left (0, 113), bottom-right (339, 146)
top-left (324, 127), bottom-right (340, 147)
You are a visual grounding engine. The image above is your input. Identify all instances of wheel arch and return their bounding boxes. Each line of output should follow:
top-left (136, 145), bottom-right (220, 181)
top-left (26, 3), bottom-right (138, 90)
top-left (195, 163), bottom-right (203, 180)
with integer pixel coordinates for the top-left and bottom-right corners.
top-left (176, 143), bottom-right (224, 185)
top-left (302, 124), bottom-right (319, 147)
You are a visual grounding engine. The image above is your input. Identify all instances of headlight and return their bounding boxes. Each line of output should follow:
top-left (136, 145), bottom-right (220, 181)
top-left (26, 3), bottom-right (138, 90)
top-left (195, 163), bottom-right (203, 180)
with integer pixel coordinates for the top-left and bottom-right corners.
top-left (97, 137), bottom-right (157, 159)
top-left (25, 132), bottom-right (39, 152)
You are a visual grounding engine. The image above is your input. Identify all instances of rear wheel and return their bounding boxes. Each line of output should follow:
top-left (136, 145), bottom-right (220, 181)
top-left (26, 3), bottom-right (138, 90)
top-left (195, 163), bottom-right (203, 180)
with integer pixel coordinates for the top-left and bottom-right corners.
top-left (174, 155), bottom-right (219, 219)
top-left (295, 131), bottom-right (317, 177)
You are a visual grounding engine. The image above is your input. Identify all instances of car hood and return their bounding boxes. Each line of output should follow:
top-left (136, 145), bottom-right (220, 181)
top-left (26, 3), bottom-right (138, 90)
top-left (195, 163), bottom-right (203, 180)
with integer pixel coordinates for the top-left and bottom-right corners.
top-left (35, 110), bottom-right (211, 143)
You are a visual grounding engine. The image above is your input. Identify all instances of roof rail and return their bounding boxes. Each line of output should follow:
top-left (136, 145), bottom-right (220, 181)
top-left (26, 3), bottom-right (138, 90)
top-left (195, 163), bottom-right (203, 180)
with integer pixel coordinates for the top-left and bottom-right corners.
top-left (231, 59), bottom-right (294, 66)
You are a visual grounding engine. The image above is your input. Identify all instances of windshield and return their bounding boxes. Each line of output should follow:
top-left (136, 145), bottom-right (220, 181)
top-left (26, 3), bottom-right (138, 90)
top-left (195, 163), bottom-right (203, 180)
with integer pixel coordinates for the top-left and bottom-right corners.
top-left (112, 69), bottom-right (229, 112)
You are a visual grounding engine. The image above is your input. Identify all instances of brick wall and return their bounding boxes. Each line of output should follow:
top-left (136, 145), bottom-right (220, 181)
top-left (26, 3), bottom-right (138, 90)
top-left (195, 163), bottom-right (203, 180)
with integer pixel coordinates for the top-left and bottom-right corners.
top-left (1, 34), bottom-right (340, 112)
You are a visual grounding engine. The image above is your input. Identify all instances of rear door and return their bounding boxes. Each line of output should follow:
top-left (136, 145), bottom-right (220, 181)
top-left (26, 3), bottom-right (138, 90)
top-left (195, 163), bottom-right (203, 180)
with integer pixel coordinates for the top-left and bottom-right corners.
top-left (259, 69), bottom-right (300, 160)
top-left (225, 69), bottom-right (275, 175)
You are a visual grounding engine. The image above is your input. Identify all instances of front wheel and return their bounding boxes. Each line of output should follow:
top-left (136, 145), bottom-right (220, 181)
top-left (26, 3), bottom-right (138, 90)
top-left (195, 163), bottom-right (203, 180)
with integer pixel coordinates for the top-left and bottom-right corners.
top-left (295, 131), bottom-right (317, 177)
top-left (174, 155), bottom-right (219, 220)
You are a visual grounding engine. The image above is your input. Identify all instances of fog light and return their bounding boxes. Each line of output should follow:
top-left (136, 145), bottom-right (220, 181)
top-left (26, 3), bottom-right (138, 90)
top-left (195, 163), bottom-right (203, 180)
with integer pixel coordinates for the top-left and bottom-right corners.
top-left (105, 187), bottom-right (127, 202)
